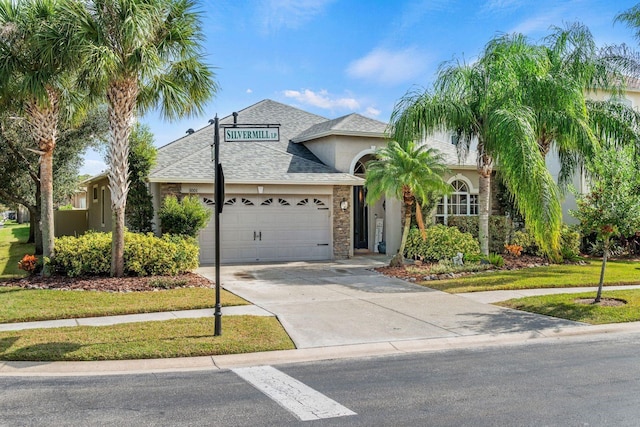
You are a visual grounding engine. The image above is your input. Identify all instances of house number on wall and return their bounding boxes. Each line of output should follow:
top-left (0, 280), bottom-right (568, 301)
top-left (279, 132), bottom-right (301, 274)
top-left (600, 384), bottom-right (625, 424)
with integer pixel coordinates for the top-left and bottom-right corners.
top-left (189, 188), bottom-right (199, 193)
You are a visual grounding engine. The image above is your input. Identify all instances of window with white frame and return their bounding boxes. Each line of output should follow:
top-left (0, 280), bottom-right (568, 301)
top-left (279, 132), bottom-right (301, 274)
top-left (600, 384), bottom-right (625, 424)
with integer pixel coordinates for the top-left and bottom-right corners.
top-left (435, 179), bottom-right (478, 224)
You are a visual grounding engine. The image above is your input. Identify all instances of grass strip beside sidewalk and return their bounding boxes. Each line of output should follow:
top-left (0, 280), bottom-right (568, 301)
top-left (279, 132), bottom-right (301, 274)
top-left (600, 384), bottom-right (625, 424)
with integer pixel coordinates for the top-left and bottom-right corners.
top-left (421, 260), bottom-right (640, 293)
top-left (0, 316), bottom-right (295, 361)
top-left (498, 289), bottom-right (640, 324)
top-left (0, 287), bottom-right (248, 323)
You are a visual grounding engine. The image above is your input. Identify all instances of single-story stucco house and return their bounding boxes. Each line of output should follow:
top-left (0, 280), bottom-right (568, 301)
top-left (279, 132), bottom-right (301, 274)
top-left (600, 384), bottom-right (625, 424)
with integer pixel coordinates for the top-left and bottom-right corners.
top-left (75, 99), bottom-right (485, 264)
top-left (145, 99), bottom-right (488, 264)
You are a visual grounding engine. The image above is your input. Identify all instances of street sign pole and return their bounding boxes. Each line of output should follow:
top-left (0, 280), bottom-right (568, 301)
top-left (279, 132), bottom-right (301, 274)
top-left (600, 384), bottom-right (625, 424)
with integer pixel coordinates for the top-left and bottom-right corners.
top-left (213, 116), bottom-right (222, 336)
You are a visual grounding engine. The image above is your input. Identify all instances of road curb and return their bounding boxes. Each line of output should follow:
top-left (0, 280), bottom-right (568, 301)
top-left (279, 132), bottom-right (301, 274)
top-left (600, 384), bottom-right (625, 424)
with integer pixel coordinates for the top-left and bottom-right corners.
top-left (2, 322), bottom-right (640, 377)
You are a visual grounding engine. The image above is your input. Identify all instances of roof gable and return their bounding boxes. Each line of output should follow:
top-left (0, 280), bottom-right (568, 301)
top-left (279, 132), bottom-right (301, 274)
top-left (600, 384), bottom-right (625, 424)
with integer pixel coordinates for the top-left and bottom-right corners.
top-left (149, 99), bottom-right (363, 185)
top-left (292, 113), bottom-right (388, 143)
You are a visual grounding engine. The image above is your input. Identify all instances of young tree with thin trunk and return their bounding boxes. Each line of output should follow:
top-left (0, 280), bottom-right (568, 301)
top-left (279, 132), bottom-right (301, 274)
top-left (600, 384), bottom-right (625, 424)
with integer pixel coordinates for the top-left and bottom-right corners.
top-left (58, 0), bottom-right (218, 276)
top-left (364, 141), bottom-right (450, 267)
top-left (572, 145), bottom-right (640, 303)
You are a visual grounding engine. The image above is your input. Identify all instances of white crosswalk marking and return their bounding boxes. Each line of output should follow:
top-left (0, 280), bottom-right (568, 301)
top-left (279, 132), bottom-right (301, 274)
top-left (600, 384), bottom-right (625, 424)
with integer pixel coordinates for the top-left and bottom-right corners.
top-left (232, 365), bottom-right (357, 421)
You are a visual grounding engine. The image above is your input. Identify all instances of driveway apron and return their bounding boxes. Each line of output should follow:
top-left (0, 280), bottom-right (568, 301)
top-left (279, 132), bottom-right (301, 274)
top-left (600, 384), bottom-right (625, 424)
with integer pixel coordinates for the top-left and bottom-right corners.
top-left (197, 258), bottom-right (581, 349)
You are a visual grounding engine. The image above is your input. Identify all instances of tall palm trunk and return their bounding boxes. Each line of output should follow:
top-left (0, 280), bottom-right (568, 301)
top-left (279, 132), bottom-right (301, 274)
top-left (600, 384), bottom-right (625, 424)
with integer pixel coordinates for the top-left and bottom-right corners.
top-left (391, 187), bottom-right (414, 267)
top-left (40, 148), bottom-right (54, 266)
top-left (477, 148), bottom-right (493, 256)
top-left (26, 88), bottom-right (59, 269)
top-left (107, 79), bottom-right (137, 277)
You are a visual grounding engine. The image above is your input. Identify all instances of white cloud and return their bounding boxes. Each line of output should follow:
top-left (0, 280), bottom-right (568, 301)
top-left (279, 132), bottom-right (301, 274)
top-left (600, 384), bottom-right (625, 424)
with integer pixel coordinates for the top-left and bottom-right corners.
top-left (259, 0), bottom-right (335, 32)
top-left (364, 106), bottom-right (381, 118)
top-left (283, 89), bottom-right (360, 111)
top-left (246, 88), bottom-right (253, 94)
top-left (80, 159), bottom-right (107, 177)
top-left (346, 48), bottom-right (429, 85)
top-left (508, 4), bottom-right (570, 36)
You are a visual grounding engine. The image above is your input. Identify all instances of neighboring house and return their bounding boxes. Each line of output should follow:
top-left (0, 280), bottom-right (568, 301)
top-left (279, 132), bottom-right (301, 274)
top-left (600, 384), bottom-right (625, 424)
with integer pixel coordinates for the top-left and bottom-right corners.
top-left (546, 83), bottom-right (640, 224)
top-left (78, 99), bottom-right (494, 264)
top-left (69, 187), bottom-right (88, 209)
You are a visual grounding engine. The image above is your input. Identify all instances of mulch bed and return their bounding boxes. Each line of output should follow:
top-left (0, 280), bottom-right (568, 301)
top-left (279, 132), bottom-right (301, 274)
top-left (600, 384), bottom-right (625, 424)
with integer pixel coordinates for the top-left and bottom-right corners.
top-left (1, 272), bottom-right (214, 292)
top-left (574, 297), bottom-right (627, 307)
top-left (375, 255), bottom-right (554, 282)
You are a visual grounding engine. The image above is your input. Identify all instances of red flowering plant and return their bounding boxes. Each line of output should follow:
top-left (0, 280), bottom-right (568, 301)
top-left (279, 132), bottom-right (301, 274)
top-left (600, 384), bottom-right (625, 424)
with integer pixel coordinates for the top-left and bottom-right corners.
top-left (504, 244), bottom-right (523, 257)
top-left (18, 254), bottom-right (38, 275)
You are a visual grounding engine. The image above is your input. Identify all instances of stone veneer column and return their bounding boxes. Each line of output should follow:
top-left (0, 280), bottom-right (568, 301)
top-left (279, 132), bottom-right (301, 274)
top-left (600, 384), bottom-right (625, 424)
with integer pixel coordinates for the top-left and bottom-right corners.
top-left (159, 183), bottom-right (182, 201)
top-left (333, 185), bottom-right (352, 259)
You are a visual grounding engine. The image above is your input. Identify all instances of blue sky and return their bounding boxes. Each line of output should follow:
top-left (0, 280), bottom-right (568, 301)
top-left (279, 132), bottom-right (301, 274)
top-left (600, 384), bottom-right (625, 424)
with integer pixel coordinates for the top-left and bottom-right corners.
top-left (80, 0), bottom-right (640, 175)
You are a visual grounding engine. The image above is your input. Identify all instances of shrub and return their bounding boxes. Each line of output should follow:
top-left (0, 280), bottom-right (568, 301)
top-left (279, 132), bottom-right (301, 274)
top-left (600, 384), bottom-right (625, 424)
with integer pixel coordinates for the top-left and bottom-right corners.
top-left (53, 231), bottom-right (111, 276)
top-left (448, 215), bottom-right (512, 254)
top-left (53, 232), bottom-right (199, 277)
top-left (123, 233), bottom-right (199, 276)
top-left (158, 195), bottom-right (211, 237)
top-left (511, 229), bottom-right (540, 256)
top-left (404, 224), bottom-right (480, 261)
top-left (560, 225), bottom-right (581, 259)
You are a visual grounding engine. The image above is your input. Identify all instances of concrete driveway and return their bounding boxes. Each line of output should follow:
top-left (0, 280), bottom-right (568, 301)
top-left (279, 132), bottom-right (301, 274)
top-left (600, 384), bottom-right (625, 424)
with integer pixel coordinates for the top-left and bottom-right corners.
top-left (197, 256), bottom-right (582, 349)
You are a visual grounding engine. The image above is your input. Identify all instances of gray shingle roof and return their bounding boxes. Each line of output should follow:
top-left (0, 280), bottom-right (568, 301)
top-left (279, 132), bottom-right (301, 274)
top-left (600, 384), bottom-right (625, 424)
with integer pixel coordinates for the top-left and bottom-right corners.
top-left (292, 113), bottom-right (388, 143)
top-left (149, 99), bottom-right (476, 185)
top-left (149, 99), bottom-right (364, 185)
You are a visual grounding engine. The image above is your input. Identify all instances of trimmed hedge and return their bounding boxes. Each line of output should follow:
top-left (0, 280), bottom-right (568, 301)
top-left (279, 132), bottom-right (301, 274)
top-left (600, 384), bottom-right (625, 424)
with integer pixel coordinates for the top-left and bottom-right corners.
top-left (158, 195), bottom-right (211, 237)
top-left (53, 231), bottom-right (199, 277)
top-left (447, 215), bottom-right (512, 254)
top-left (405, 224), bottom-right (480, 261)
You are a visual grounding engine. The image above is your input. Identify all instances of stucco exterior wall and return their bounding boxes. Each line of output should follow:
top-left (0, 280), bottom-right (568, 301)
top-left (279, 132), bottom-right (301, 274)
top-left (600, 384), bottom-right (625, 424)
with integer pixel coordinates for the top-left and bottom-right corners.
top-left (86, 177), bottom-right (112, 232)
top-left (54, 210), bottom-right (88, 237)
top-left (303, 135), bottom-right (386, 173)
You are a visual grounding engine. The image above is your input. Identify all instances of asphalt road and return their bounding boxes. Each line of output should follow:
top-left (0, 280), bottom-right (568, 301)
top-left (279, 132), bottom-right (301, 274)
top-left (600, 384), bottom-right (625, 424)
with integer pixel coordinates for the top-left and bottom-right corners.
top-left (3, 333), bottom-right (640, 426)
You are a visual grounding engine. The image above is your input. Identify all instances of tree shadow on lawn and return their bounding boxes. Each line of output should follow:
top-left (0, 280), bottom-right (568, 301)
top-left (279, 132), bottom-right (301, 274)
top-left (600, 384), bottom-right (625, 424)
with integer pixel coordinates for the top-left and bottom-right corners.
top-left (0, 342), bottom-right (83, 362)
top-left (0, 336), bottom-right (19, 353)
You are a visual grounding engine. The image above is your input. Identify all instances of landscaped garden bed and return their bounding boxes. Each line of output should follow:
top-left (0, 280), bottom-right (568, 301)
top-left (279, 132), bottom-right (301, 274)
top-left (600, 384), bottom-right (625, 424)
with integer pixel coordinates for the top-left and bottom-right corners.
top-left (1, 272), bottom-right (213, 292)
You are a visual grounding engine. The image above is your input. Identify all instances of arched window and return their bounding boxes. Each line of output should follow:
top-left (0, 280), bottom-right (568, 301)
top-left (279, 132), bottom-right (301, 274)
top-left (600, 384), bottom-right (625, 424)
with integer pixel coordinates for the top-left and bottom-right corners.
top-left (354, 160), bottom-right (366, 175)
top-left (435, 179), bottom-right (478, 224)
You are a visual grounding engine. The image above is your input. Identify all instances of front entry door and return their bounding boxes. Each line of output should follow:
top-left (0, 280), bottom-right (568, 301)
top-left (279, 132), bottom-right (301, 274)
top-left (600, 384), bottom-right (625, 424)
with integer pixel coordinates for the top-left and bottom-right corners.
top-left (353, 186), bottom-right (368, 249)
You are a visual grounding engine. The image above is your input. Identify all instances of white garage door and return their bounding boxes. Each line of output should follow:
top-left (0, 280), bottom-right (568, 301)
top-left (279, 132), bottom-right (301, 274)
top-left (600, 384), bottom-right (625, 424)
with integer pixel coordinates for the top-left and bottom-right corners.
top-left (198, 194), bottom-right (331, 264)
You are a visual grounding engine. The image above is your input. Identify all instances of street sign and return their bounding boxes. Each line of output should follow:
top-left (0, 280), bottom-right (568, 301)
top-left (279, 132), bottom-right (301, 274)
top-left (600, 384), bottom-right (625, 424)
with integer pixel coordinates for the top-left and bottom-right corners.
top-left (223, 127), bottom-right (279, 142)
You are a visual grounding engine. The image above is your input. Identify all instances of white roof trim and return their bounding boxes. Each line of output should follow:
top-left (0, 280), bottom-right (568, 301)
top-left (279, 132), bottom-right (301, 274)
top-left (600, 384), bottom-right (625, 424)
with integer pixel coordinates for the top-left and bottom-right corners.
top-left (148, 177), bottom-right (365, 185)
top-left (292, 130), bottom-right (387, 143)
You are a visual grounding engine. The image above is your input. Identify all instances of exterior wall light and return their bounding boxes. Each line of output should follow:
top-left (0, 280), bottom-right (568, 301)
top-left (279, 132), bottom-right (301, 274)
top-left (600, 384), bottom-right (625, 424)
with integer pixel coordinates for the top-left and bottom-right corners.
top-left (340, 199), bottom-right (349, 211)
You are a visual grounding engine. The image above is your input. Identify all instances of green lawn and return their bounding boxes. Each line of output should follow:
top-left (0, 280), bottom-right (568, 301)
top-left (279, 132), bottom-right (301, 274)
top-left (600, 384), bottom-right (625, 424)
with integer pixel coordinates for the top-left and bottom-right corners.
top-left (420, 260), bottom-right (640, 293)
top-left (0, 316), bottom-right (295, 361)
top-left (0, 222), bottom-right (294, 362)
top-left (0, 286), bottom-right (248, 323)
top-left (498, 289), bottom-right (640, 324)
top-left (0, 222), bottom-right (32, 279)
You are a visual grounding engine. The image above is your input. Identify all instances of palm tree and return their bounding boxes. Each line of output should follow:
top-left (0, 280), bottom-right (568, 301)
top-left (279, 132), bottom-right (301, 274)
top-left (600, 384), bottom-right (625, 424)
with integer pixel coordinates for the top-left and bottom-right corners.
top-left (0, 0), bottom-right (81, 266)
top-left (531, 23), bottom-right (628, 186)
top-left (58, 0), bottom-right (218, 276)
top-left (391, 34), bottom-right (561, 258)
top-left (365, 140), bottom-right (450, 267)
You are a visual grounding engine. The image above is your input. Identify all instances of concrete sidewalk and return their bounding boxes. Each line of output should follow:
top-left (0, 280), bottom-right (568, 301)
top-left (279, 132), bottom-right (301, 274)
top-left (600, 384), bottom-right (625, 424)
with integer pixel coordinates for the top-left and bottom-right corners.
top-left (458, 284), bottom-right (640, 304)
top-left (0, 305), bottom-right (272, 332)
